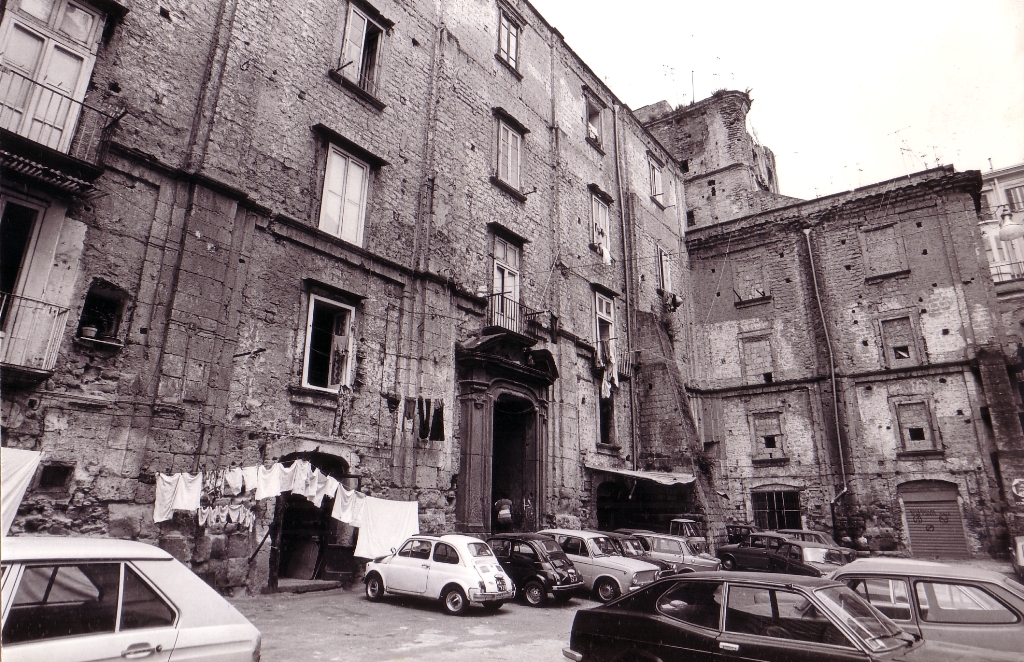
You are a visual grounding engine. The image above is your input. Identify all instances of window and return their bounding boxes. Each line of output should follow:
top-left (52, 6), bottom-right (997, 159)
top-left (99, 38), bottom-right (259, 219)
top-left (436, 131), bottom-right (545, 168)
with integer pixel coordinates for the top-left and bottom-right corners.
top-left (915, 582), bottom-right (1017, 624)
top-left (752, 491), bottom-right (801, 530)
top-left (881, 316), bottom-right (917, 366)
top-left (649, 158), bottom-right (664, 202)
top-left (861, 224), bottom-right (908, 279)
top-left (599, 395), bottom-right (614, 447)
top-left (0, 0), bottom-right (104, 152)
top-left (658, 246), bottom-right (673, 292)
top-left (657, 581), bottom-right (723, 629)
top-left (725, 586), bottom-right (854, 647)
top-left (3, 563), bottom-right (121, 643)
top-left (895, 401), bottom-right (936, 452)
top-left (733, 257), bottom-right (768, 302)
top-left (586, 97), bottom-right (603, 145)
top-left (653, 537), bottom-right (681, 554)
top-left (497, 120), bottom-right (522, 190)
top-left (302, 295), bottom-right (355, 391)
top-left (595, 292), bottom-right (614, 362)
top-left (591, 194), bottom-right (610, 253)
top-left (512, 542), bottom-right (536, 559)
top-left (37, 463), bottom-right (73, 490)
top-left (340, 4), bottom-right (384, 96)
top-left (686, 210), bottom-right (696, 227)
top-left (497, 9), bottom-right (520, 69)
top-left (398, 540), bottom-right (431, 559)
top-left (560, 536), bottom-right (585, 556)
top-left (847, 577), bottom-right (912, 621)
top-left (490, 539), bottom-right (510, 558)
top-left (432, 542), bottom-right (460, 564)
top-left (1007, 186), bottom-right (1024, 212)
top-left (77, 279), bottom-right (127, 340)
top-left (120, 566), bottom-right (175, 630)
top-left (319, 145), bottom-right (369, 245)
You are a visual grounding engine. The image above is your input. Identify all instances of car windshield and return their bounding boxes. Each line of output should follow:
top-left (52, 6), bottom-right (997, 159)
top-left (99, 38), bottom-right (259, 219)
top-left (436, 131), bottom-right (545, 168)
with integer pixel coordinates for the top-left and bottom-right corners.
top-left (591, 537), bottom-right (618, 557)
top-left (803, 547), bottom-right (848, 565)
top-left (466, 542), bottom-right (494, 557)
top-left (814, 585), bottom-right (908, 652)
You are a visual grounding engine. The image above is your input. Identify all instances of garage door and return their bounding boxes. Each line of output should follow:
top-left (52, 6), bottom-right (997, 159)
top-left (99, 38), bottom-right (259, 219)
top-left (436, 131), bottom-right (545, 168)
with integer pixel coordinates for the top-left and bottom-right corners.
top-left (901, 490), bottom-right (969, 559)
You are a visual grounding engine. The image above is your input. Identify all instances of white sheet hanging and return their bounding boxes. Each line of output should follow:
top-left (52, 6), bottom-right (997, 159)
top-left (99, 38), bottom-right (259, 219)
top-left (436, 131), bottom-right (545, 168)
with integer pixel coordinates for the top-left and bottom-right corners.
top-left (1, 447), bottom-right (40, 536)
top-left (352, 497), bottom-right (420, 559)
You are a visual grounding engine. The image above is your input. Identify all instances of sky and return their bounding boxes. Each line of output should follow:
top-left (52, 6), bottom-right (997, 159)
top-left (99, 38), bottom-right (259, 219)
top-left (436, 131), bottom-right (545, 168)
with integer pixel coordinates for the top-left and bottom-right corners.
top-left (528, 0), bottom-right (1024, 200)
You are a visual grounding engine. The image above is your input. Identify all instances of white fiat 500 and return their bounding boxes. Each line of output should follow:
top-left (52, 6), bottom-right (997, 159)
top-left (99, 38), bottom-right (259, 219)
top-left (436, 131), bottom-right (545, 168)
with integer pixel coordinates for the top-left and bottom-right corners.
top-left (0, 536), bottom-right (261, 662)
top-left (363, 534), bottom-right (514, 615)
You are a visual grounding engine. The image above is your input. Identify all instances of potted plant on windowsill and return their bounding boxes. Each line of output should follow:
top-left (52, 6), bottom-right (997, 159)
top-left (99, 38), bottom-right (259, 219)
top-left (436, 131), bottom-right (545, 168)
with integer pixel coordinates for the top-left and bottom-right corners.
top-left (79, 303), bottom-right (119, 341)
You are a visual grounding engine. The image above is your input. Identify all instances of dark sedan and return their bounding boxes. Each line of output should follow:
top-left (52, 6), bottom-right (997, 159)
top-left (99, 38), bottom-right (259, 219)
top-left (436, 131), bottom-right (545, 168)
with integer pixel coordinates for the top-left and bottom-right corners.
top-left (562, 572), bottom-right (1021, 662)
top-left (767, 540), bottom-right (849, 577)
top-left (717, 532), bottom-right (789, 571)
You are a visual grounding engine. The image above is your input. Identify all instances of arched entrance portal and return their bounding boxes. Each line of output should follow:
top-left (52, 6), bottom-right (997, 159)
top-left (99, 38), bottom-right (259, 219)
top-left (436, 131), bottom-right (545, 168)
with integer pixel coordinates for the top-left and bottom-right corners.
top-left (271, 451), bottom-right (358, 585)
top-left (491, 396), bottom-right (538, 532)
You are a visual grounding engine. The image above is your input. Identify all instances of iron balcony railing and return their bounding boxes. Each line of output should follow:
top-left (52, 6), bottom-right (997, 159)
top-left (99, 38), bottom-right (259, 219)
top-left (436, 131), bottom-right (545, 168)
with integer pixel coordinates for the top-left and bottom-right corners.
top-left (0, 292), bottom-right (70, 373)
top-left (487, 293), bottom-right (546, 340)
top-left (0, 66), bottom-right (120, 164)
top-left (990, 260), bottom-right (1024, 283)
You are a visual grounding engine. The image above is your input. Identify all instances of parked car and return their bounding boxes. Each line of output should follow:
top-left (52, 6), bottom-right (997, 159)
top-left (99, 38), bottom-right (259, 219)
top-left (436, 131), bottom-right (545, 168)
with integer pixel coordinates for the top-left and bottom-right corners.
top-left (537, 529), bottom-right (660, 602)
top-left (766, 539), bottom-right (849, 577)
top-left (486, 532), bottom-right (583, 606)
top-left (829, 558), bottom-right (1024, 654)
top-left (716, 532), bottom-right (789, 571)
top-left (0, 536), bottom-right (261, 662)
top-left (1011, 536), bottom-right (1024, 582)
top-left (726, 523), bottom-right (763, 544)
top-left (616, 529), bottom-right (722, 573)
top-left (602, 531), bottom-right (678, 577)
top-left (363, 534), bottom-right (514, 615)
top-left (562, 572), bottom-right (1022, 662)
top-left (777, 528), bottom-right (857, 562)
top-left (668, 518), bottom-right (711, 554)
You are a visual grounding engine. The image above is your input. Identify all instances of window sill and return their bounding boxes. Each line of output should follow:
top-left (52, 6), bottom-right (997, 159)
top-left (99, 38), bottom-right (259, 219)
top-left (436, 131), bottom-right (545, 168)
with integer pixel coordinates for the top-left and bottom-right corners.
top-left (490, 175), bottom-right (528, 203)
top-left (585, 135), bottom-right (605, 155)
top-left (595, 443), bottom-right (621, 456)
top-left (74, 336), bottom-right (124, 350)
top-left (895, 449), bottom-right (944, 459)
top-left (650, 195), bottom-right (667, 210)
top-left (751, 456), bottom-right (790, 467)
top-left (288, 383), bottom-right (344, 409)
top-left (865, 269), bottom-right (911, 285)
top-left (494, 54), bottom-right (523, 80)
top-left (328, 69), bottom-right (386, 111)
top-left (735, 295), bottom-right (773, 309)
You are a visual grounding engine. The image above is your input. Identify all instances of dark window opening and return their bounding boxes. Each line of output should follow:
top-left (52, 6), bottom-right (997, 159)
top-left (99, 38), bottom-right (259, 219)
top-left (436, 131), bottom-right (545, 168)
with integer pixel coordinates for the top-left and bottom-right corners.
top-left (980, 406), bottom-right (992, 427)
top-left (599, 397), bottom-right (614, 446)
top-left (763, 435), bottom-right (777, 449)
top-left (1, 202), bottom-right (36, 298)
top-left (762, 372), bottom-right (773, 384)
top-left (37, 464), bottom-right (73, 490)
top-left (752, 490), bottom-right (801, 530)
top-left (78, 280), bottom-right (128, 339)
top-left (681, 159), bottom-right (689, 173)
top-left (305, 298), bottom-right (353, 390)
top-left (686, 210), bottom-right (696, 227)
top-left (892, 345), bottom-right (910, 359)
top-left (907, 427), bottom-right (926, 441)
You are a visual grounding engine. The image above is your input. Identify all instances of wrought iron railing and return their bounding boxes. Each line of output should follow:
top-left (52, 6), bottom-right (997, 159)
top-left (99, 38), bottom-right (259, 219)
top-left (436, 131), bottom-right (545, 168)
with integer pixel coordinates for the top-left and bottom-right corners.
top-left (990, 260), bottom-right (1024, 283)
top-left (486, 293), bottom-right (545, 340)
top-left (0, 66), bottom-right (119, 164)
top-left (0, 292), bottom-right (70, 373)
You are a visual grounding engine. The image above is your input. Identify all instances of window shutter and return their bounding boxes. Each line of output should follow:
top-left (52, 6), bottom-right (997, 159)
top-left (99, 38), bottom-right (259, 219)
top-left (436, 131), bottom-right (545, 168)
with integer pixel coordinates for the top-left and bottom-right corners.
top-left (660, 249), bottom-right (672, 291)
top-left (340, 159), bottom-right (367, 244)
top-left (341, 9), bottom-right (367, 83)
top-left (509, 131), bottom-right (520, 188)
top-left (328, 310), bottom-right (351, 389)
top-left (319, 149), bottom-right (347, 236)
top-left (499, 124), bottom-right (510, 183)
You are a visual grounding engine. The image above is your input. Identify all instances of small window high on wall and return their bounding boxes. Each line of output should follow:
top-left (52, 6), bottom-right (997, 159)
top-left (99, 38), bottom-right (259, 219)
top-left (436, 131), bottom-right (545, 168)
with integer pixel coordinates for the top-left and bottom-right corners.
top-left (77, 280), bottom-right (128, 340)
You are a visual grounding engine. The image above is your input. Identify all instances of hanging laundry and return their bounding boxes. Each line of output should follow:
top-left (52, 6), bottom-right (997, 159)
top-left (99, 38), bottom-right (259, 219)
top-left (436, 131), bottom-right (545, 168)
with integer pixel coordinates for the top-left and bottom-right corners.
top-left (429, 401), bottom-right (445, 441)
top-left (198, 506), bottom-right (211, 527)
top-left (301, 467), bottom-right (321, 500)
top-left (277, 461), bottom-right (297, 494)
top-left (227, 504), bottom-right (244, 523)
top-left (352, 496), bottom-right (420, 559)
top-left (311, 474), bottom-right (340, 508)
top-left (223, 467), bottom-right (244, 495)
top-left (404, 398), bottom-right (416, 420)
top-left (153, 472), bottom-right (204, 523)
top-left (241, 466), bottom-right (259, 493)
top-left (254, 464), bottom-right (283, 500)
top-left (418, 397), bottom-right (431, 439)
top-left (331, 486), bottom-right (366, 525)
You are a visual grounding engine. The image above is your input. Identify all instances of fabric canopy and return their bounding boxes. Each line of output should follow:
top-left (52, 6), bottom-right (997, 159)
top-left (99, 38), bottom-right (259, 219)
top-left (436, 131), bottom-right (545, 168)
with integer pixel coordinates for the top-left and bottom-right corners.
top-left (584, 463), bottom-right (696, 486)
top-left (2, 447), bottom-right (41, 536)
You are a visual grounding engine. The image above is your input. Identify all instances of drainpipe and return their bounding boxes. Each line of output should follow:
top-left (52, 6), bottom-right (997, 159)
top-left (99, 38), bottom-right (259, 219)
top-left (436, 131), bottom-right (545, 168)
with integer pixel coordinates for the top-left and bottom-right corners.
top-left (612, 104), bottom-right (639, 470)
top-left (802, 228), bottom-right (848, 504)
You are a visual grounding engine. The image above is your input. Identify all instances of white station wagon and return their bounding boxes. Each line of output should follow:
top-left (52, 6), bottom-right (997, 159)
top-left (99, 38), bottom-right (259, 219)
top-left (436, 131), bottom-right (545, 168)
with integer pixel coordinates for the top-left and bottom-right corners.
top-left (363, 534), bottom-right (514, 615)
top-left (0, 536), bottom-right (261, 662)
top-left (537, 529), bottom-right (660, 602)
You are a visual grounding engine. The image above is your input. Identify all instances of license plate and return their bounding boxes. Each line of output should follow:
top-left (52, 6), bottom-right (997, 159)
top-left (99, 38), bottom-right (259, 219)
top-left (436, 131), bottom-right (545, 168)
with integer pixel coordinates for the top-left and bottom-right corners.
top-left (496, 578), bottom-right (507, 591)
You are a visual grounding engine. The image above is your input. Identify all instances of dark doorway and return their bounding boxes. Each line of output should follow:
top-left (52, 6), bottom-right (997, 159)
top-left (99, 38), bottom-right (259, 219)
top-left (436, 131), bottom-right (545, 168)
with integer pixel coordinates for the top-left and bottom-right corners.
top-left (491, 396), bottom-right (537, 532)
top-left (595, 479), bottom-right (699, 531)
top-left (1, 203), bottom-right (37, 327)
top-left (273, 452), bottom-right (357, 584)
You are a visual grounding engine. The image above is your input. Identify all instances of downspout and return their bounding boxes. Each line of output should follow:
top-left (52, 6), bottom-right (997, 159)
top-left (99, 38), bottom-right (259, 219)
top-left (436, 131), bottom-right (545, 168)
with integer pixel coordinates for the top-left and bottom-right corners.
top-left (612, 104), bottom-right (639, 470)
top-left (802, 227), bottom-right (848, 504)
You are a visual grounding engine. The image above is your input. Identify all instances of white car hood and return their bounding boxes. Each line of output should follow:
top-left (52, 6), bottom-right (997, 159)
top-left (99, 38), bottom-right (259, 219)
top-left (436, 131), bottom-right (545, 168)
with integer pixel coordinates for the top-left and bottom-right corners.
top-left (595, 555), bottom-right (659, 573)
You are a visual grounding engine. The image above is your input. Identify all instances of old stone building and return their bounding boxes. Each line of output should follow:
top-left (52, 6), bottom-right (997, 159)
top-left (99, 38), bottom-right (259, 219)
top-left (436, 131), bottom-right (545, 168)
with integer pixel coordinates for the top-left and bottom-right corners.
top-left (0, 0), bottom-right (713, 592)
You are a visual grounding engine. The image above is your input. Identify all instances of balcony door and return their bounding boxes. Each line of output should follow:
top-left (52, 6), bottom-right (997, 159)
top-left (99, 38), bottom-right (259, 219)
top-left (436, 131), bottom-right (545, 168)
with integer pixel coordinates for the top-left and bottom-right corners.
top-left (492, 237), bottom-right (520, 329)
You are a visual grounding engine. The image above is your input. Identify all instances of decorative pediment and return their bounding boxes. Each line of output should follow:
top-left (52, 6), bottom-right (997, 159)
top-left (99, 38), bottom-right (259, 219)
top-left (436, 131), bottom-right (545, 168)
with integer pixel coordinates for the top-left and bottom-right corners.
top-left (456, 332), bottom-right (558, 387)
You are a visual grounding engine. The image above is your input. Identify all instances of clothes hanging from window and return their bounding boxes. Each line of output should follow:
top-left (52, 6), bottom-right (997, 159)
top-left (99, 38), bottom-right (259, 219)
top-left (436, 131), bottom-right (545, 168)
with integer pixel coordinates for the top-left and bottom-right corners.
top-left (429, 401), bottom-right (445, 441)
top-left (153, 472), bottom-right (203, 523)
top-left (223, 467), bottom-right (244, 495)
top-left (254, 464), bottom-right (283, 500)
top-left (352, 496), bottom-right (420, 559)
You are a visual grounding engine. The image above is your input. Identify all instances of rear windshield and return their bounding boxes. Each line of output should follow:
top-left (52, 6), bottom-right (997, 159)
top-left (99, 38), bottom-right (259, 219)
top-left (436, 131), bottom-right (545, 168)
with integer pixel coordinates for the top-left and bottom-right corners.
top-left (803, 547), bottom-right (847, 565)
top-left (537, 539), bottom-right (564, 555)
top-left (467, 543), bottom-right (494, 557)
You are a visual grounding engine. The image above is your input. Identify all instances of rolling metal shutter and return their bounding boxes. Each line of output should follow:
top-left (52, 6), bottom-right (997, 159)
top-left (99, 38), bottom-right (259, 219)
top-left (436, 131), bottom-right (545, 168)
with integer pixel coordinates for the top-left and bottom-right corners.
top-left (901, 492), bottom-right (969, 559)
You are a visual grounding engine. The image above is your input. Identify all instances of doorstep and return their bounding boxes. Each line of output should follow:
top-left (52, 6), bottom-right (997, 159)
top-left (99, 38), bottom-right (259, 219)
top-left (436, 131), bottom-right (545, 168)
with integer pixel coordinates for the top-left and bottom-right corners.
top-left (277, 578), bottom-right (344, 594)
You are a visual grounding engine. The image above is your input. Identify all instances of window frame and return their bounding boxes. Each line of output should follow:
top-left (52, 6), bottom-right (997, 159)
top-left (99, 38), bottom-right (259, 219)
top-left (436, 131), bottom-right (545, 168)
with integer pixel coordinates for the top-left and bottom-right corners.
top-left (892, 399), bottom-right (939, 453)
top-left (649, 157), bottom-right (665, 205)
top-left (496, 119), bottom-right (523, 191)
top-left (585, 95), bottom-right (604, 147)
top-left (318, 143), bottom-right (371, 246)
top-left (859, 221), bottom-right (909, 281)
top-left (879, 314), bottom-right (920, 368)
top-left (338, 3), bottom-right (386, 97)
top-left (497, 8), bottom-right (520, 70)
top-left (1006, 185), bottom-right (1024, 213)
top-left (658, 246), bottom-right (673, 293)
top-left (301, 293), bottom-right (356, 393)
top-left (591, 193), bottom-right (610, 252)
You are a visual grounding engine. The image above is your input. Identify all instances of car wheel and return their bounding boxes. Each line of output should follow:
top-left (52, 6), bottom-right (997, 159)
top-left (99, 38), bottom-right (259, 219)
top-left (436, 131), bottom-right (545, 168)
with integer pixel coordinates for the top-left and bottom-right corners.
top-left (483, 601), bottom-right (504, 611)
top-left (523, 580), bottom-right (548, 607)
top-left (443, 586), bottom-right (469, 615)
top-left (364, 573), bottom-right (384, 601)
top-left (721, 556), bottom-right (736, 571)
top-left (595, 578), bottom-right (620, 603)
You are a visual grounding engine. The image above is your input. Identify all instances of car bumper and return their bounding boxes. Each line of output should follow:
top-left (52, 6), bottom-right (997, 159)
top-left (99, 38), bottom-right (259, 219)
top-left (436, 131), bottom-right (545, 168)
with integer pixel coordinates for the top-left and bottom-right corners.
top-left (562, 648), bottom-right (583, 661)
top-left (550, 581), bottom-right (584, 593)
top-left (468, 588), bottom-right (515, 603)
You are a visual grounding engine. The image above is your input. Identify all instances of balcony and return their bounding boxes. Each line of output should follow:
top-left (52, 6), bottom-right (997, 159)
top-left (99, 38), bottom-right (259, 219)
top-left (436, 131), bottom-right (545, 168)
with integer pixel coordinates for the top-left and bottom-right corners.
top-left (485, 293), bottom-right (546, 341)
top-left (0, 292), bottom-right (70, 385)
top-left (990, 260), bottom-right (1024, 284)
top-left (0, 66), bottom-right (117, 193)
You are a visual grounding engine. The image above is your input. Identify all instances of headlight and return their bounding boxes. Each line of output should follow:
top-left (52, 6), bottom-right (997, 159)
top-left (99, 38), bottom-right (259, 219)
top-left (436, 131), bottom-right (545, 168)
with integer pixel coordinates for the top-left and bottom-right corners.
top-left (631, 573), bottom-right (640, 586)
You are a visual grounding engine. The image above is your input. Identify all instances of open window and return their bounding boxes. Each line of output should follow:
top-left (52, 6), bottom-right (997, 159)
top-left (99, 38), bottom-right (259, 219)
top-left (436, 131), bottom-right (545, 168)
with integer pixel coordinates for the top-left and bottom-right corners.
top-left (77, 279), bottom-right (127, 341)
top-left (302, 294), bottom-right (355, 391)
top-left (591, 193), bottom-right (610, 254)
top-left (649, 156), bottom-right (665, 206)
top-left (338, 3), bottom-right (387, 98)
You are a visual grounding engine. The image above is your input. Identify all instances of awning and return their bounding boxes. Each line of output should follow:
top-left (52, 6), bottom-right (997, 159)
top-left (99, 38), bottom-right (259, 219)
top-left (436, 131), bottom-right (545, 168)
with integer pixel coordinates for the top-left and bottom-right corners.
top-left (2, 447), bottom-right (41, 536)
top-left (585, 464), bottom-right (696, 486)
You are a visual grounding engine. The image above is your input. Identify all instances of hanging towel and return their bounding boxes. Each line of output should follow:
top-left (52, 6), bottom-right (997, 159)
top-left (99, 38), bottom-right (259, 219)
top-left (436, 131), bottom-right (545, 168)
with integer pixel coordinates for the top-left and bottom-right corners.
top-left (153, 472), bottom-right (203, 523)
top-left (198, 506), bottom-right (211, 527)
top-left (352, 496), bottom-right (420, 559)
top-left (311, 474), bottom-right (340, 508)
top-left (241, 466), bottom-right (259, 493)
top-left (302, 467), bottom-right (321, 499)
top-left (429, 401), bottom-right (445, 441)
top-left (255, 464), bottom-right (283, 500)
top-left (331, 486), bottom-right (366, 524)
top-left (227, 504), bottom-right (244, 523)
top-left (418, 397), bottom-right (430, 439)
top-left (153, 474), bottom-right (179, 523)
top-left (224, 467), bottom-right (244, 495)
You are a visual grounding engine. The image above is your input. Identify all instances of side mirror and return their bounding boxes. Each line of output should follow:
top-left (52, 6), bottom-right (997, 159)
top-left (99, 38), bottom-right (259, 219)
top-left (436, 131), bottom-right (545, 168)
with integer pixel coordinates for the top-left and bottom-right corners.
top-left (390, 547), bottom-right (397, 555)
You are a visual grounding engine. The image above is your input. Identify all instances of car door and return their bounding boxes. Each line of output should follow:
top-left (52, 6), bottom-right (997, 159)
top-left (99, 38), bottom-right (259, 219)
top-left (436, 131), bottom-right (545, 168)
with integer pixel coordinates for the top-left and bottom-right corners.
top-left (647, 579), bottom-right (724, 662)
top-left (1, 562), bottom-right (177, 662)
top-left (489, 539), bottom-right (520, 586)
top-left (652, 536), bottom-right (684, 566)
top-left (559, 536), bottom-right (594, 588)
top-left (739, 536), bottom-right (768, 570)
top-left (426, 542), bottom-right (462, 597)
top-left (716, 583), bottom-right (867, 662)
top-left (385, 540), bottom-right (431, 594)
top-left (511, 541), bottom-right (539, 581)
top-left (911, 579), bottom-right (1023, 652)
top-left (766, 544), bottom-right (789, 573)
top-left (842, 575), bottom-right (917, 633)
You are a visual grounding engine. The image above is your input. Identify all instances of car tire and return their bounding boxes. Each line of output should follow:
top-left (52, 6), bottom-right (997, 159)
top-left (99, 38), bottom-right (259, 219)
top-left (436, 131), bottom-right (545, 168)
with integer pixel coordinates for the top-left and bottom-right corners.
top-left (443, 586), bottom-right (469, 615)
top-left (364, 573), bottom-right (384, 601)
top-left (595, 578), bottom-right (621, 603)
top-left (721, 556), bottom-right (736, 571)
top-left (483, 601), bottom-right (504, 611)
top-left (523, 580), bottom-right (548, 607)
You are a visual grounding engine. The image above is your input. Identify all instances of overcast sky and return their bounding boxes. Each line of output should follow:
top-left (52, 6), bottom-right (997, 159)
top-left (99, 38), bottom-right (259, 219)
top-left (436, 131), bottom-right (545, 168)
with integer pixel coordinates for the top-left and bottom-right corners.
top-left (529, 0), bottom-right (1024, 200)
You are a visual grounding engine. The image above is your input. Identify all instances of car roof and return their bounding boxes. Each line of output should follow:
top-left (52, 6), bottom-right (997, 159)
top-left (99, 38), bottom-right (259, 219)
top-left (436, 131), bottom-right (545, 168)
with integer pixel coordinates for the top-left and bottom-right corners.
top-left (1, 536), bottom-right (174, 562)
top-left (746, 532), bottom-right (790, 539)
top-left (614, 528), bottom-right (657, 534)
top-left (681, 570), bottom-right (841, 588)
top-left (780, 540), bottom-right (833, 549)
top-left (486, 532), bottom-right (558, 542)
top-left (438, 534), bottom-right (490, 547)
top-left (670, 518), bottom-right (697, 523)
top-left (598, 531), bottom-right (637, 540)
top-left (834, 557), bottom-right (1009, 582)
top-left (777, 529), bottom-right (828, 536)
top-left (538, 528), bottom-right (608, 539)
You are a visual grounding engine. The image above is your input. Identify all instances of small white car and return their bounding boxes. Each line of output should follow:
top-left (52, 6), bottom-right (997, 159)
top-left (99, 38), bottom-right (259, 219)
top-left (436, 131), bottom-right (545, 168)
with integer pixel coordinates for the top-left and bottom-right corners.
top-left (363, 534), bottom-right (514, 615)
top-left (537, 528), bottom-right (660, 602)
top-left (0, 536), bottom-right (261, 662)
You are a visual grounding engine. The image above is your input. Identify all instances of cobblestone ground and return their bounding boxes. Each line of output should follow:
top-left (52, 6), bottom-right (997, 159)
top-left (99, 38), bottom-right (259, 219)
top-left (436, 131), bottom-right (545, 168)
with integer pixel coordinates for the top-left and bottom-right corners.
top-left (231, 587), bottom-right (594, 662)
